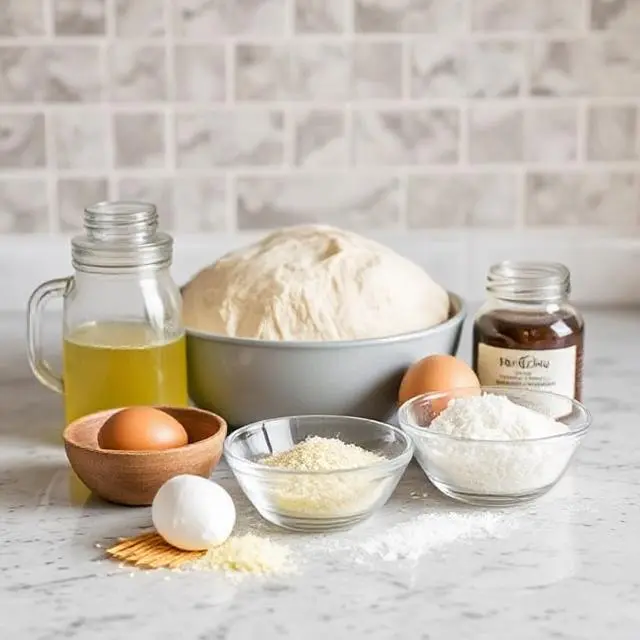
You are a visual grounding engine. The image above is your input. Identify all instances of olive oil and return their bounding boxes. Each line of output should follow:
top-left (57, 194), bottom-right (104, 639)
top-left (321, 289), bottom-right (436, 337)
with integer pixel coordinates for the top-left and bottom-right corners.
top-left (62, 321), bottom-right (188, 424)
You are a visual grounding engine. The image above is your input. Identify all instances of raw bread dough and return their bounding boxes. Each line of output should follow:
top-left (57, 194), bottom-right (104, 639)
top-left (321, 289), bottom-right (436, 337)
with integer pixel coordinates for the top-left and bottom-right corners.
top-left (182, 225), bottom-right (450, 341)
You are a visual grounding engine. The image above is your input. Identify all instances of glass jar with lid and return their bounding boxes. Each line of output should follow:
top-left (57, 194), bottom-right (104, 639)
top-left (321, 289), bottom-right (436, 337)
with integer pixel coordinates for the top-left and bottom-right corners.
top-left (473, 261), bottom-right (584, 411)
top-left (27, 201), bottom-right (188, 427)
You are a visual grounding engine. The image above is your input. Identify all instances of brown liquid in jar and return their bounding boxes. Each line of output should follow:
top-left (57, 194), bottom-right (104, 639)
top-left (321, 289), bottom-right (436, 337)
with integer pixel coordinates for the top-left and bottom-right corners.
top-left (473, 307), bottom-right (584, 401)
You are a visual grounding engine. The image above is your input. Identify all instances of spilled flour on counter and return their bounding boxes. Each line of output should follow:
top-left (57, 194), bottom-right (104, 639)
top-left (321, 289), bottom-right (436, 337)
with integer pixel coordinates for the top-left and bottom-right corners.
top-left (301, 507), bottom-right (519, 564)
top-left (191, 534), bottom-right (297, 579)
top-left (354, 511), bottom-right (513, 562)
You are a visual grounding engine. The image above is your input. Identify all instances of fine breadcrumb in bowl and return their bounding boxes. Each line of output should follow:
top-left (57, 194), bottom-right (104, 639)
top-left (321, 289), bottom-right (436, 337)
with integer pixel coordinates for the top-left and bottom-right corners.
top-left (224, 416), bottom-right (414, 532)
top-left (260, 437), bottom-right (386, 518)
top-left (261, 437), bottom-right (383, 471)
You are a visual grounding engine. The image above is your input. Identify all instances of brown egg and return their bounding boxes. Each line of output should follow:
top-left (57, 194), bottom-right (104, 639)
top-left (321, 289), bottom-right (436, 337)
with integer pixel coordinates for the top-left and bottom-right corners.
top-left (98, 407), bottom-right (189, 451)
top-left (398, 354), bottom-right (480, 416)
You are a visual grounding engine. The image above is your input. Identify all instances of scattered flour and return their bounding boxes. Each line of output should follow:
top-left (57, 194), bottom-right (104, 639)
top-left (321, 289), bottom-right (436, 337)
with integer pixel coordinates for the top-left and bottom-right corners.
top-left (300, 487), bottom-right (520, 564)
top-left (355, 511), bottom-right (513, 562)
top-left (421, 393), bottom-right (575, 495)
top-left (191, 534), bottom-right (296, 578)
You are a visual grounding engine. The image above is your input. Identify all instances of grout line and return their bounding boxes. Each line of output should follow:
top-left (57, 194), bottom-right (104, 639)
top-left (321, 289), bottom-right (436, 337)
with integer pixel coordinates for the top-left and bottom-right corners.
top-left (520, 37), bottom-right (532, 99)
top-left (397, 172), bottom-right (408, 229)
top-left (462, 0), bottom-right (473, 32)
top-left (345, 101), bottom-right (354, 166)
top-left (226, 173), bottom-right (237, 232)
top-left (43, 110), bottom-right (58, 233)
top-left (100, 0), bottom-right (112, 107)
top-left (43, 0), bottom-right (54, 37)
top-left (105, 105), bottom-right (117, 200)
top-left (227, 0), bottom-right (242, 234)
top-left (104, 0), bottom-right (116, 36)
top-left (0, 30), bottom-right (605, 48)
top-left (284, 0), bottom-right (295, 36)
top-left (345, 0), bottom-right (355, 168)
top-left (8, 227), bottom-right (639, 240)
top-left (636, 106), bottom-right (640, 164)
top-left (164, 0), bottom-right (173, 37)
top-left (3, 97), bottom-right (640, 113)
top-left (104, 106), bottom-right (117, 199)
top-left (514, 166), bottom-right (527, 229)
top-left (346, 0), bottom-right (355, 33)
top-left (345, 0), bottom-right (355, 108)
top-left (225, 42), bottom-right (235, 104)
top-left (3, 163), bottom-right (640, 182)
top-left (580, 0), bottom-right (592, 31)
top-left (459, 102), bottom-right (469, 165)
top-left (400, 39), bottom-right (411, 101)
top-left (164, 109), bottom-right (175, 173)
top-left (576, 99), bottom-right (589, 163)
top-left (283, 108), bottom-right (296, 167)
top-left (344, 15), bottom-right (354, 110)
top-left (100, 10), bottom-right (116, 200)
top-left (164, 0), bottom-right (175, 103)
top-left (515, 33), bottom-right (530, 212)
top-left (164, 0), bottom-right (176, 176)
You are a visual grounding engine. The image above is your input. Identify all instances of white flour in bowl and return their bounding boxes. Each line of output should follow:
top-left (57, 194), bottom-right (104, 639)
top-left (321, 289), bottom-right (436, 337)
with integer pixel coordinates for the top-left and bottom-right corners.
top-left (430, 393), bottom-right (568, 440)
top-left (422, 393), bottom-right (575, 494)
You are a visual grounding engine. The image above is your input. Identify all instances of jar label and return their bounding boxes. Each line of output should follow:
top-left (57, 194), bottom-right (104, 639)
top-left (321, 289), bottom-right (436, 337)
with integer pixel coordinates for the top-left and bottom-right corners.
top-left (476, 344), bottom-right (576, 418)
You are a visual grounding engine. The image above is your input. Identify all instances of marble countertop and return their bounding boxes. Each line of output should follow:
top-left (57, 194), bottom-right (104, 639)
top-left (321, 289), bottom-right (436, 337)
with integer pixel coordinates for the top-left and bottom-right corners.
top-left (1, 310), bottom-right (639, 640)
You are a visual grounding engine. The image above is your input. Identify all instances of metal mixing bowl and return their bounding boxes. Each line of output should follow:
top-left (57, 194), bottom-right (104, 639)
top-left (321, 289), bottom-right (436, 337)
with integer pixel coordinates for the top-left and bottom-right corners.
top-left (186, 292), bottom-right (465, 429)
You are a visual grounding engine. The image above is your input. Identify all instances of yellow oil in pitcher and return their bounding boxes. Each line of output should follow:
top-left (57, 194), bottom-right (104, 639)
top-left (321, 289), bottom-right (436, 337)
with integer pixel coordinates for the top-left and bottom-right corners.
top-left (62, 321), bottom-right (189, 424)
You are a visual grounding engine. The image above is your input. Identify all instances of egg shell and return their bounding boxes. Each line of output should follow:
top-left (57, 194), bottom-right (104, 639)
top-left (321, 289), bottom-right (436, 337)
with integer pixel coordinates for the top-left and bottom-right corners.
top-left (152, 474), bottom-right (236, 551)
top-left (97, 407), bottom-right (189, 451)
top-left (398, 354), bottom-right (480, 415)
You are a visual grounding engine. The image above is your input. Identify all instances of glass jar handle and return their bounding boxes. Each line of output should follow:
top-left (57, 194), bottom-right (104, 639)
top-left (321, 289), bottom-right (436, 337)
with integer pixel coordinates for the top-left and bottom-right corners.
top-left (26, 277), bottom-right (71, 395)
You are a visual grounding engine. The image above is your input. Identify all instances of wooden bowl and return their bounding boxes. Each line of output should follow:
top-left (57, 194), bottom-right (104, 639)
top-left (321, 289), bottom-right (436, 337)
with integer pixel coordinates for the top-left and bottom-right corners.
top-left (63, 406), bottom-right (227, 506)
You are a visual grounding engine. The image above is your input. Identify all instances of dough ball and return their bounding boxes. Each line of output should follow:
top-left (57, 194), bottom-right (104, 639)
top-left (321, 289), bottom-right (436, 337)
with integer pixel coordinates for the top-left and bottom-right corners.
top-left (182, 225), bottom-right (450, 342)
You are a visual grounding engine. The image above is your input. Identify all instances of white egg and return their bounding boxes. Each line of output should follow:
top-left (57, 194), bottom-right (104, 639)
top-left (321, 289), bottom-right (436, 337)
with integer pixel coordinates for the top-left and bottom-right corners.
top-left (151, 474), bottom-right (236, 551)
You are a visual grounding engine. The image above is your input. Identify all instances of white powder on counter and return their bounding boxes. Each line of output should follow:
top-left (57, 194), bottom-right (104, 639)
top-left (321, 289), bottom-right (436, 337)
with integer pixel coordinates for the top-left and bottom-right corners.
top-left (300, 492), bottom-right (520, 564)
top-left (191, 534), bottom-right (296, 578)
top-left (355, 511), bottom-right (513, 562)
top-left (422, 393), bottom-right (575, 495)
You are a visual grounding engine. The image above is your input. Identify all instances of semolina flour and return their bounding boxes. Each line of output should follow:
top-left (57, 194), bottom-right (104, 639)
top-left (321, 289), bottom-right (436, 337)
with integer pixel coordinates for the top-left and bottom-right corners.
top-left (260, 437), bottom-right (386, 517)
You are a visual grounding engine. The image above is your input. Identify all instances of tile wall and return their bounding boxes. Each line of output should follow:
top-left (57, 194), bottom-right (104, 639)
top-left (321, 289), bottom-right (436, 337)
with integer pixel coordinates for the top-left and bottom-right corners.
top-left (0, 0), bottom-right (640, 235)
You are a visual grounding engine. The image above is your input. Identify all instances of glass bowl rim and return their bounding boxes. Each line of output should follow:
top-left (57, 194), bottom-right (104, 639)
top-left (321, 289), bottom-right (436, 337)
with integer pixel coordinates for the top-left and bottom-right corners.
top-left (397, 386), bottom-right (592, 444)
top-left (223, 414), bottom-right (415, 476)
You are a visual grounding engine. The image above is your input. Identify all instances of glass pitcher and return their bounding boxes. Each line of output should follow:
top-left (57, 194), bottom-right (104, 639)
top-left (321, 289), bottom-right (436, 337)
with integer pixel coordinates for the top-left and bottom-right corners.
top-left (27, 201), bottom-right (189, 427)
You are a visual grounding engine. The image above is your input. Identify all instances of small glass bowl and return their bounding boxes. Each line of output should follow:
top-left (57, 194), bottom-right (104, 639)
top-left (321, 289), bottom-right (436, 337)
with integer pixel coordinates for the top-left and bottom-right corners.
top-left (223, 415), bottom-right (414, 532)
top-left (398, 386), bottom-right (591, 507)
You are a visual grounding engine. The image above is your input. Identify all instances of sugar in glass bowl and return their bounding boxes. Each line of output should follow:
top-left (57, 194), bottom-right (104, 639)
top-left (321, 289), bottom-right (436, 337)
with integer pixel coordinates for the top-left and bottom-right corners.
top-left (224, 415), bottom-right (414, 532)
top-left (397, 386), bottom-right (591, 507)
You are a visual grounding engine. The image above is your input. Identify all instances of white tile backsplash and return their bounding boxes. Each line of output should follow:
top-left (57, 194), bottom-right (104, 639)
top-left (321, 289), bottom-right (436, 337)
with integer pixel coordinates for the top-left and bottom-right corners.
top-left (0, 0), bottom-right (640, 305)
